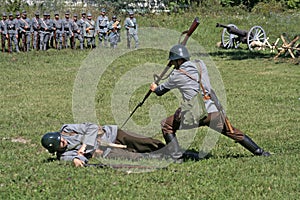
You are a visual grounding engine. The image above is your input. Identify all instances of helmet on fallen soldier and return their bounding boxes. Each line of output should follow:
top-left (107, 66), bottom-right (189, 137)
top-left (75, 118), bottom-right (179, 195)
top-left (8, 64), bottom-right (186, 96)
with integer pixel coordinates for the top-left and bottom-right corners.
top-left (168, 44), bottom-right (190, 61)
top-left (41, 132), bottom-right (61, 153)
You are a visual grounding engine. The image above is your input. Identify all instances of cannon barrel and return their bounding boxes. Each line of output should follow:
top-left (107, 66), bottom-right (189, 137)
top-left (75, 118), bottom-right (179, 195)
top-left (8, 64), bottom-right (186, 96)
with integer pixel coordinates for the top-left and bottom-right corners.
top-left (216, 23), bottom-right (248, 38)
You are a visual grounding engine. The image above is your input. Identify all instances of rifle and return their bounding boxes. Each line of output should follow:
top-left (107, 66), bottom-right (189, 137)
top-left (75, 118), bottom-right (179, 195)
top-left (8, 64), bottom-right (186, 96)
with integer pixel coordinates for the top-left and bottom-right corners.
top-left (84, 163), bottom-right (167, 170)
top-left (209, 89), bottom-right (234, 134)
top-left (54, 30), bottom-right (57, 49)
top-left (62, 32), bottom-right (65, 48)
top-left (7, 34), bottom-right (11, 53)
top-left (121, 17), bottom-right (200, 128)
top-left (1, 33), bottom-right (4, 52)
top-left (22, 32), bottom-right (26, 51)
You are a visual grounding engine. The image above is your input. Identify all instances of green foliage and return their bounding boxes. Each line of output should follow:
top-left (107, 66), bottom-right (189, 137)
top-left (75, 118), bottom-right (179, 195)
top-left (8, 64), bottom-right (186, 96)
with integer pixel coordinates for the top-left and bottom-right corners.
top-left (286, 0), bottom-right (300, 8)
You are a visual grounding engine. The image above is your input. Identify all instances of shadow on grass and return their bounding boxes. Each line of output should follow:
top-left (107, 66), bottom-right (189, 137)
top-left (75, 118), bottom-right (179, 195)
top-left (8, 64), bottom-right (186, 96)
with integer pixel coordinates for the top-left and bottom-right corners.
top-left (207, 49), bottom-right (273, 60)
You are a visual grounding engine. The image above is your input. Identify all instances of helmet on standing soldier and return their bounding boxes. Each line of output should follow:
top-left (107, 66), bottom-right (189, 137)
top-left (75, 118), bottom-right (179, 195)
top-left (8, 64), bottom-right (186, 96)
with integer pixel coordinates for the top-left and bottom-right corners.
top-left (168, 44), bottom-right (190, 61)
top-left (41, 132), bottom-right (61, 153)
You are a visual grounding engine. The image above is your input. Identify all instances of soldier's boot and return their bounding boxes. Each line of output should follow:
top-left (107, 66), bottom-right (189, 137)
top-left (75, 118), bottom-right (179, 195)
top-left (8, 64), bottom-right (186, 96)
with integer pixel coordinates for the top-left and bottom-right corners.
top-left (238, 135), bottom-right (271, 156)
top-left (163, 133), bottom-right (183, 161)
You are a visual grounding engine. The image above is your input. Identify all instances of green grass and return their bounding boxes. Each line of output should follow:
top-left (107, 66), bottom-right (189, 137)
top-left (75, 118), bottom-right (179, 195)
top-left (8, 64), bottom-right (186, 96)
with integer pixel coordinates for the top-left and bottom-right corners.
top-left (1, 7), bottom-right (300, 200)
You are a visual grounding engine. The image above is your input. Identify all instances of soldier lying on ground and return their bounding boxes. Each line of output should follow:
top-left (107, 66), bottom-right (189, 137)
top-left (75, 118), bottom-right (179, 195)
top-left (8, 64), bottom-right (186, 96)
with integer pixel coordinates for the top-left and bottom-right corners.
top-left (41, 123), bottom-right (166, 167)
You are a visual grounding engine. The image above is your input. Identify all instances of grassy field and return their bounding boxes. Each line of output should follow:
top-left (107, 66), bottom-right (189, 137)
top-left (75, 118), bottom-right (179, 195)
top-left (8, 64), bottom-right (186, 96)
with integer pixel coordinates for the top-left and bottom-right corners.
top-left (1, 6), bottom-right (300, 200)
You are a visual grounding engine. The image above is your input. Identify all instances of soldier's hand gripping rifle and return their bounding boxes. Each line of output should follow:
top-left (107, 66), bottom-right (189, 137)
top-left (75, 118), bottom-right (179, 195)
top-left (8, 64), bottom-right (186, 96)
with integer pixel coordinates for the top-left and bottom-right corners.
top-left (121, 17), bottom-right (200, 128)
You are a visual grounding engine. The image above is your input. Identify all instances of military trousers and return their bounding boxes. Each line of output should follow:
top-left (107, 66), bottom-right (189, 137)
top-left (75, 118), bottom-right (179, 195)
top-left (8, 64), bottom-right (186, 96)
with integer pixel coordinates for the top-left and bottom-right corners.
top-left (97, 31), bottom-right (108, 47)
top-left (126, 30), bottom-right (138, 49)
top-left (161, 107), bottom-right (245, 142)
top-left (21, 31), bottom-right (31, 51)
top-left (105, 129), bottom-right (165, 160)
top-left (40, 31), bottom-right (50, 50)
top-left (7, 33), bottom-right (19, 52)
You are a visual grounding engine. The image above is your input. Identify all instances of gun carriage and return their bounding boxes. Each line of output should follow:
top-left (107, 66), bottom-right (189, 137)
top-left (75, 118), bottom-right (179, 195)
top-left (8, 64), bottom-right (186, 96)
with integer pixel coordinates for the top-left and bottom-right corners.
top-left (216, 23), bottom-right (267, 51)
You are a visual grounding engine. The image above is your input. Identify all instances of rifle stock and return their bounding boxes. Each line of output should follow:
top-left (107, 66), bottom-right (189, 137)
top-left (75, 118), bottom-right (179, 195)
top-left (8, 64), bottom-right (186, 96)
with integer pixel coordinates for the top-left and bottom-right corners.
top-left (121, 17), bottom-right (200, 128)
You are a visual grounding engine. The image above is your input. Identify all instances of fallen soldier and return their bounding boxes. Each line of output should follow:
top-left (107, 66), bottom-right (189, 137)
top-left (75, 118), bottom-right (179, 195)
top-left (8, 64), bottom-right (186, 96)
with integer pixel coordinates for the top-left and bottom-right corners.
top-left (41, 123), bottom-right (165, 167)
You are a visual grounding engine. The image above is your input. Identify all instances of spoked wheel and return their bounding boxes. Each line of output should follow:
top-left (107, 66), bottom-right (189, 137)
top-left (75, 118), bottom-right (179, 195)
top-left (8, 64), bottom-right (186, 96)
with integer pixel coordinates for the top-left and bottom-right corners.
top-left (221, 24), bottom-right (240, 49)
top-left (247, 26), bottom-right (266, 51)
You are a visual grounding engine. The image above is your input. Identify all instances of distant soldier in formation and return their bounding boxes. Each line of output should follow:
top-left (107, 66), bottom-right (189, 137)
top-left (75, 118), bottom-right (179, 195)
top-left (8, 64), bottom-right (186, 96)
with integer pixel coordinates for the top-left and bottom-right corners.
top-left (80, 11), bottom-right (87, 48)
top-left (72, 14), bottom-right (84, 50)
top-left (40, 12), bottom-right (53, 50)
top-left (84, 12), bottom-right (96, 49)
top-left (19, 10), bottom-right (31, 51)
top-left (32, 11), bottom-right (41, 50)
top-left (52, 12), bottom-right (63, 49)
top-left (124, 11), bottom-right (138, 49)
top-left (108, 15), bottom-right (121, 49)
top-left (0, 12), bottom-right (7, 52)
top-left (7, 13), bottom-right (20, 52)
top-left (15, 11), bottom-right (21, 47)
top-left (96, 8), bottom-right (109, 47)
top-left (62, 11), bottom-right (73, 49)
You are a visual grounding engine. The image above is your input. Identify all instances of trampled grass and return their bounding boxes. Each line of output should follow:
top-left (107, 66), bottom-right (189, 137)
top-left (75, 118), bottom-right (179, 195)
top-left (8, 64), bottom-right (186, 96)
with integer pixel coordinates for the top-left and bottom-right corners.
top-left (0, 7), bottom-right (299, 200)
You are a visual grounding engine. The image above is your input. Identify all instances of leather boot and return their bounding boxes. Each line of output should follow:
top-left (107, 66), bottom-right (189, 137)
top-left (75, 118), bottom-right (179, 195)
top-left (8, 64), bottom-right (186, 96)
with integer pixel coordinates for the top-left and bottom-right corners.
top-left (239, 135), bottom-right (270, 156)
top-left (163, 133), bottom-right (183, 160)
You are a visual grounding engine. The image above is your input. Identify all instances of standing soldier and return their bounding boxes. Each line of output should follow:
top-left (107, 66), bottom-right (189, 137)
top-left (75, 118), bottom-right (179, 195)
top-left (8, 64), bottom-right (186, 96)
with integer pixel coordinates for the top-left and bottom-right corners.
top-left (40, 12), bottom-right (53, 50)
top-left (80, 11), bottom-right (87, 48)
top-left (62, 11), bottom-right (73, 49)
top-left (32, 11), bottom-right (41, 50)
top-left (0, 12), bottom-right (7, 52)
top-left (124, 11), bottom-right (138, 49)
top-left (47, 13), bottom-right (54, 49)
top-left (6, 13), bottom-right (20, 53)
top-left (52, 11), bottom-right (63, 50)
top-left (19, 10), bottom-right (31, 51)
top-left (15, 11), bottom-right (21, 48)
top-left (72, 14), bottom-right (84, 50)
top-left (96, 8), bottom-right (109, 47)
top-left (84, 12), bottom-right (96, 49)
top-left (107, 15), bottom-right (121, 49)
top-left (150, 45), bottom-right (270, 159)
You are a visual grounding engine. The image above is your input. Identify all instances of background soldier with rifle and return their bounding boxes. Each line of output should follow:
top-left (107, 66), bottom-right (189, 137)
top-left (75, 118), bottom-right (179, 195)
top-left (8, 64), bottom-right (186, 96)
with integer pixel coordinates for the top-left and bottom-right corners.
top-left (124, 11), bottom-right (138, 49)
top-left (62, 11), bottom-right (73, 49)
top-left (0, 12), bottom-right (7, 53)
top-left (31, 11), bottom-right (41, 50)
top-left (108, 15), bottom-right (121, 49)
top-left (96, 8), bottom-right (109, 47)
top-left (40, 12), bottom-right (53, 51)
top-left (149, 42), bottom-right (271, 159)
top-left (53, 12), bottom-right (63, 50)
top-left (84, 12), bottom-right (96, 49)
top-left (41, 123), bottom-right (165, 167)
top-left (72, 14), bottom-right (84, 50)
top-left (6, 13), bottom-right (19, 53)
top-left (19, 10), bottom-right (31, 52)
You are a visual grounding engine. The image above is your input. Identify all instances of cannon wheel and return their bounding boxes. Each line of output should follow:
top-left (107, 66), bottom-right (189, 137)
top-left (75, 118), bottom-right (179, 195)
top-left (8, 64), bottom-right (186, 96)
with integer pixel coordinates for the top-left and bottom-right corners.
top-left (221, 24), bottom-right (240, 49)
top-left (247, 26), bottom-right (266, 51)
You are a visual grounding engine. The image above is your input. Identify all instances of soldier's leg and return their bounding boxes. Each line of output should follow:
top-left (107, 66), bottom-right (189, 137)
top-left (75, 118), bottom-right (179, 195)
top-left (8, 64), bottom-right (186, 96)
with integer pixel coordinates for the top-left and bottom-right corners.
top-left (161, 108), bottom-right (183, 159)
top-left (200, 112), bottom-right (270, 156)
top-left (33, 32), bottom-right (37, 49)
top-left (133, 33), bottom-right (139, 48)
top-left (13, 34), bottom-right (19, 52)
top-left (126, 31), bottom-right (131, 48)
top-left (43, 33), bottom-right (50, 50)
top-left (58, 33), bottom-right (62, 50)
top-left (92, 37), bottom-right (96, 48)
top-left (26, 32), bottom-right (31, 51)
top-left (39, 32), bottom-right (44, 50)
top-left (8, 34), bottom-right (13, 53)
top-left (78, 35), bottom-right (84, 50)
top-left (114, 129), bottom-right (165, 153)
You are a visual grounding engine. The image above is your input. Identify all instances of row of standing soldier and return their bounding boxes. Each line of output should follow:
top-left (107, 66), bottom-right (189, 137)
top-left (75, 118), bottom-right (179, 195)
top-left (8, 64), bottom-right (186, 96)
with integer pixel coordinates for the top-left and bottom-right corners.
top-left (0, 9), bottom-right (138, 53)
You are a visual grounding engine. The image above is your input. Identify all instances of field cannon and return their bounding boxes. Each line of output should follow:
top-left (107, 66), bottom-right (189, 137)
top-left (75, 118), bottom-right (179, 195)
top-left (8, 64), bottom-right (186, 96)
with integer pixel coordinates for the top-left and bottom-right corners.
top-left (216, 23), bottom-right (267, 51)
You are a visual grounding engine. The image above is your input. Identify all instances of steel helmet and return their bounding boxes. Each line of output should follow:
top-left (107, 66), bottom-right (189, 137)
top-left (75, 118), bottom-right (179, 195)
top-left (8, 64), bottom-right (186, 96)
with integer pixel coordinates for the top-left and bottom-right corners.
top-left (41, 132), bottom-right (61, 153)
top-left (169, 44), bottom-right (190, 61)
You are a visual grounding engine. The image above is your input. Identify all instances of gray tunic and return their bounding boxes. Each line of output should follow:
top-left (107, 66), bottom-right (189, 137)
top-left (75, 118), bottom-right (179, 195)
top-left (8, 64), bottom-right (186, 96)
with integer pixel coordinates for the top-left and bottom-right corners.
top-left (58, 123), bottom-right (118, 163)
top-left (155, 60), bottom-right (218, 113)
